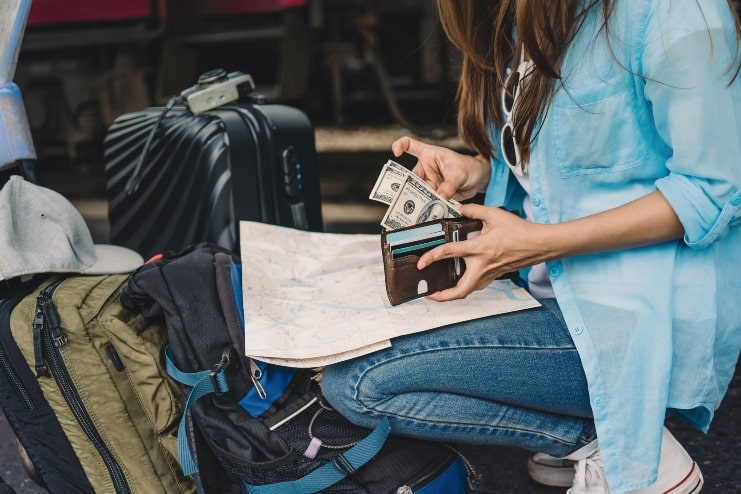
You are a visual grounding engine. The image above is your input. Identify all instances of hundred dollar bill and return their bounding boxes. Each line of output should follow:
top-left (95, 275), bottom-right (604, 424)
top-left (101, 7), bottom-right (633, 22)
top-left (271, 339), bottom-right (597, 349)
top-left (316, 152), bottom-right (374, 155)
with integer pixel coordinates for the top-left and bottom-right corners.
top-left (368, 160), bottom-right (410, 205)
top-left (380, 174), bottom-right (461, 230)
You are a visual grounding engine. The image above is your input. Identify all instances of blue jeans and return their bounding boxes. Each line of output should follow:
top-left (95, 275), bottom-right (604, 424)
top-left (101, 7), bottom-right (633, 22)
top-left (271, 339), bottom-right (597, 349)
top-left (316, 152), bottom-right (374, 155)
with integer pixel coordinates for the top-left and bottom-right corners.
top-left (320, 298), bottom-right (597, 457)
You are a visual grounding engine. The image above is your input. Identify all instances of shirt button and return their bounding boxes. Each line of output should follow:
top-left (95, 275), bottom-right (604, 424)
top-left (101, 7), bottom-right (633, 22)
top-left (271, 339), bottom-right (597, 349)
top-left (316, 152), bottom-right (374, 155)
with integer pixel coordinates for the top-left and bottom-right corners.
top-left (548, 266), bottom-right (561, 278)
top-left (593, 397), bottom-right (605, 408)
top-left (572, 326), bottom-right (584, 335)
top-left (732, 196), bottom-right (741, 206)
top-left (531, 196), bottom-right (542, 207)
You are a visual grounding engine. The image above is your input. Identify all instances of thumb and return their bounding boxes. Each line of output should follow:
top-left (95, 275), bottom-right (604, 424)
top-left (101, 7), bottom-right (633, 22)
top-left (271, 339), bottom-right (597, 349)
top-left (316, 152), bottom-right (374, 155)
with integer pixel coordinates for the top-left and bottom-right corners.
top-left (458, 203), bottom-right (491, 221)
top-left (392, 136), bottom-right (428, 159)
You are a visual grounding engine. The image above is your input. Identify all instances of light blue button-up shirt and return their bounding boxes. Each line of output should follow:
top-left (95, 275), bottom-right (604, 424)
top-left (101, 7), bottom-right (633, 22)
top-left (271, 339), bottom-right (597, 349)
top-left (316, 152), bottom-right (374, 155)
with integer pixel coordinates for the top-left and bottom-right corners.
top-left (485, 1), bottom-right (741, 492)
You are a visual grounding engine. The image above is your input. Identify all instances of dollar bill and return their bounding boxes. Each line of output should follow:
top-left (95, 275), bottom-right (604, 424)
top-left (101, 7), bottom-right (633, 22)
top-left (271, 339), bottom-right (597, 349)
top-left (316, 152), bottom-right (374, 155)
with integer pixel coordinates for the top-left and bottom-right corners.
top-left (368, 160), bottom-right (410, 205)
top-left (380, 173), bottom-right (461, 230)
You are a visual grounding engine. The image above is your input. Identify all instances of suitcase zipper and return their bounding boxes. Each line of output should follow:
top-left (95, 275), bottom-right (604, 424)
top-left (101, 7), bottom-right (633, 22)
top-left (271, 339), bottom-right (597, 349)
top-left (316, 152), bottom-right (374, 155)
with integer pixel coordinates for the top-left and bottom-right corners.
top-left (0, 293), bottom-right (41, 410)
top-left (32, 279), bottom-right (132, 494)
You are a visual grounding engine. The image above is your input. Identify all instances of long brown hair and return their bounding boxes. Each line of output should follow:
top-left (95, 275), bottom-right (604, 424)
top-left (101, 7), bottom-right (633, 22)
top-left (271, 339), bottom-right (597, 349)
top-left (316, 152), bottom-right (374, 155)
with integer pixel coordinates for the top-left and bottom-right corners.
top-left (438, 0), bottom-right (741, 159)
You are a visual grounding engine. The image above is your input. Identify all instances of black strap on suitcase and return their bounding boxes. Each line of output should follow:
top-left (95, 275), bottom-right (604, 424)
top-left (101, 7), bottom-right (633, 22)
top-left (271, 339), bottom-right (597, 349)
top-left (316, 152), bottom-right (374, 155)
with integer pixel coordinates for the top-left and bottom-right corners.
top-left (104, 70), bottom-right (323, 260)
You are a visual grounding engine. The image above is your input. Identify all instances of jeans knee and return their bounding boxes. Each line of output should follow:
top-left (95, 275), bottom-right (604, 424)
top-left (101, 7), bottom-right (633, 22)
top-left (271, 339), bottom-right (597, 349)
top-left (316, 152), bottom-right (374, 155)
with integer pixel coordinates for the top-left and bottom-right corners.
top-left (320, 363), bottom-right (376, 428)
top-left (319, 364), bottom-right (348, 406)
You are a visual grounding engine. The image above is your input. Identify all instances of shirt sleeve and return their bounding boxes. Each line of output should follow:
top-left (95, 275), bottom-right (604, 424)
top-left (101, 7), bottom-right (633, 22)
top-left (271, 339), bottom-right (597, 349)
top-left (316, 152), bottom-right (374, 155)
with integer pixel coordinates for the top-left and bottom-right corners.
top-left (641, 0), bottom-right (741, 248)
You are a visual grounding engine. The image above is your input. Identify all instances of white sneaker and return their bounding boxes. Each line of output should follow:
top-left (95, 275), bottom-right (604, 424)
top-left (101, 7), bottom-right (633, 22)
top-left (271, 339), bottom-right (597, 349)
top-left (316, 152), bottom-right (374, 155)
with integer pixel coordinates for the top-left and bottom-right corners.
top-left (526, 452), bottom-right (576, 487)
top-left (631, 427), bottom-right (703, 494)
top-left (565, 440), bottom-right (607, 494)
top-left (565, 427), bottom-right (704, 494)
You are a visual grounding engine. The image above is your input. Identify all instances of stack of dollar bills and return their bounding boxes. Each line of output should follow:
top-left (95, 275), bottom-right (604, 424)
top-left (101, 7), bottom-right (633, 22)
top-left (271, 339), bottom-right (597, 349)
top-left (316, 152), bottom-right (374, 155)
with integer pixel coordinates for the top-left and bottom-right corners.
top-left (369, 160), bottom-right (462, 230)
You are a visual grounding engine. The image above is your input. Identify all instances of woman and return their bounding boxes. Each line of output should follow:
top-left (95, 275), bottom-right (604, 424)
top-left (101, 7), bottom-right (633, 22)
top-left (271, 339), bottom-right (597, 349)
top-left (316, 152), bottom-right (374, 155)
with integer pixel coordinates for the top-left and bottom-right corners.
top-left (321, 1), bottom-right (741, 493)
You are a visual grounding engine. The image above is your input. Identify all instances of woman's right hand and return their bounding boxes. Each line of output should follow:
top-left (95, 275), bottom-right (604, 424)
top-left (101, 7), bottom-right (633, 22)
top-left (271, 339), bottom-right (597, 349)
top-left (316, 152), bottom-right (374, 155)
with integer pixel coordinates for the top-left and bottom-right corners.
top-left (391, 136), bottom-right (491, 202)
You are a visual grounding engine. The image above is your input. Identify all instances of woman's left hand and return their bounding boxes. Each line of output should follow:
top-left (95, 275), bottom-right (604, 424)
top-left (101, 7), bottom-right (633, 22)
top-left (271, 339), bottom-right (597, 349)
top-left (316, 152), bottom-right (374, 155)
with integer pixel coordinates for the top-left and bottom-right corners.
top-left (417, 190), bottom-right (686, 301)
top-left (417, 203), bottom-right (550, 301)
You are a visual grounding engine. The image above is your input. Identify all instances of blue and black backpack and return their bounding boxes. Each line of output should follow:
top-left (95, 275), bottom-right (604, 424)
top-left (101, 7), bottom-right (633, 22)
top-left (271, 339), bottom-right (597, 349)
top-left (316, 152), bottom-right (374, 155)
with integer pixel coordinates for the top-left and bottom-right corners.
top-left (120, 244), bottom-right (480, 494)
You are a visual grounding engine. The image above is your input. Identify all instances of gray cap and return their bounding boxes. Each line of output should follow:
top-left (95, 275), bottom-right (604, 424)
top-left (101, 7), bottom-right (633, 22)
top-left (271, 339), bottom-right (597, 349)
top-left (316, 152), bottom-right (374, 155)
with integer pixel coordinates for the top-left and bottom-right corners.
top-left (0, 175), bottom-right (143, 281)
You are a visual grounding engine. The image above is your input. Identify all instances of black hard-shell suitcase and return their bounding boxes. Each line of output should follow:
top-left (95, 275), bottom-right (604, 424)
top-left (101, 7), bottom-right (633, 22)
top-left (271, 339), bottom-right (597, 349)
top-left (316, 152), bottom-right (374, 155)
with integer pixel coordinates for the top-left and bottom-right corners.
top-left (103, 70), bottom-right (323, 260)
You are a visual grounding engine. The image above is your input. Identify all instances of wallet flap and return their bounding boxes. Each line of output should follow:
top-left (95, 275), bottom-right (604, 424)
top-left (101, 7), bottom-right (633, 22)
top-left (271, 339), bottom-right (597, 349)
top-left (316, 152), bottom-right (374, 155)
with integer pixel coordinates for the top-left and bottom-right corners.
top-left (382, 254), bottom-right (455, 306)
top-left (444, 218), bottom-right (483, 241)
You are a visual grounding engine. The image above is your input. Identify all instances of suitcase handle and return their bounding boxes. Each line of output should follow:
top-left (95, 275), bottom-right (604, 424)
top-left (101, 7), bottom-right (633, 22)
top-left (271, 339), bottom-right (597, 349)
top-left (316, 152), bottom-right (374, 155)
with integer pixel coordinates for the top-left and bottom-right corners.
top-left (125, 95), bottom-right (181, 195)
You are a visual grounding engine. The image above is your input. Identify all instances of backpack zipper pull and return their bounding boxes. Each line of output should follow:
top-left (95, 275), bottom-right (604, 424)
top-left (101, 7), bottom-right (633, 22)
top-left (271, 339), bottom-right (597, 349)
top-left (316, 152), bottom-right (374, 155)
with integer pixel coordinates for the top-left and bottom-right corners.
top-left (38, 293), bottom-right (67, 347)
top-left (31, 279), bottom-right (67, 378)
top-left (32, 305), bottom-right (49, 378)
top-left (249, 359), bottom-right (267, 400)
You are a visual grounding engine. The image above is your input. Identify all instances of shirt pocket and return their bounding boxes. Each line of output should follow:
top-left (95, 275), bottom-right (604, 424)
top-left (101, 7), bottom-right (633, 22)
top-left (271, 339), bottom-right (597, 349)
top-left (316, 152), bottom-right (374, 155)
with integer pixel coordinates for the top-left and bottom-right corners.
top-left (551, 88), bottom-right (647, 179)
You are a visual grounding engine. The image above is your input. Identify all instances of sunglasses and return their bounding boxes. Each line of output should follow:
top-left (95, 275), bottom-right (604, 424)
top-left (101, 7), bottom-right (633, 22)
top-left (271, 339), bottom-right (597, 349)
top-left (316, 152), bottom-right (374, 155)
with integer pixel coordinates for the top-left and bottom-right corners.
top-left (500, 59), bottom-right (532, 177)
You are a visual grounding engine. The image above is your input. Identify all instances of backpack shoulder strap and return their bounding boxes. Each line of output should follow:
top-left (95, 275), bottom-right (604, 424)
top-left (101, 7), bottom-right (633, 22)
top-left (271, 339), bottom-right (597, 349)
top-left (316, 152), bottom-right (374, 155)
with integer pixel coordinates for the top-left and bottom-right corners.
top-left (245, 418), bottom-right (391, 494)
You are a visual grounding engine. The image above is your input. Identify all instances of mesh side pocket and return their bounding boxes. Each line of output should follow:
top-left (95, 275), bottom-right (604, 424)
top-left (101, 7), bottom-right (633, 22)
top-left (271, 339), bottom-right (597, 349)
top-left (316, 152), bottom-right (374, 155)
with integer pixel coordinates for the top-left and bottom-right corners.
top-left (215, 399), bottom-right (373, 490)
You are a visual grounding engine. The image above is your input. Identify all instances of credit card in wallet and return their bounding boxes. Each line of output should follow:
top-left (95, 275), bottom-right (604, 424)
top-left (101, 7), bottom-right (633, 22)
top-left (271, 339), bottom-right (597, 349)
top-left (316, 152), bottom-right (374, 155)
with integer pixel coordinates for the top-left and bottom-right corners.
top-left (391, 237), bottom-right (446, 259)
top-left (388, 231), bottom-right (446, 251)
top-left (386, 223), bottom-right (444, 246)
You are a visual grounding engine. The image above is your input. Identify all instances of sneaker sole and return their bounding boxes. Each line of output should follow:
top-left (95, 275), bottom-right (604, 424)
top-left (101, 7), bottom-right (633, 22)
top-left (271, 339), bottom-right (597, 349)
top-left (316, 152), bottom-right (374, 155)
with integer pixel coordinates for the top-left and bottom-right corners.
top-left (630, 460), bottom-right (704, 494)
top-left (666, 461), bottom-right (703, 494)
top-left (526, 456), bottom-right (575, 488)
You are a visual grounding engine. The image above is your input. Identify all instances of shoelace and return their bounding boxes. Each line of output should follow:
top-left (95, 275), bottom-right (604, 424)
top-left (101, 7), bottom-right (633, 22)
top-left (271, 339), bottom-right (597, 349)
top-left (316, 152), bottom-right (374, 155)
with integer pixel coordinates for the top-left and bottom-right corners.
top-left (570, 451), bottom-right (610, 494)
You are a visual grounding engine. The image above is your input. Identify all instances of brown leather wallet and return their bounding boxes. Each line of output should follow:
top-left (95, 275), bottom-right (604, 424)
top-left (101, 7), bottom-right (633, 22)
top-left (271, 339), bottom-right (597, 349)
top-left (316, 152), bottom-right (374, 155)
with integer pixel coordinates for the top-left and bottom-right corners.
top-left (381, 217), bottom-right (517, 306)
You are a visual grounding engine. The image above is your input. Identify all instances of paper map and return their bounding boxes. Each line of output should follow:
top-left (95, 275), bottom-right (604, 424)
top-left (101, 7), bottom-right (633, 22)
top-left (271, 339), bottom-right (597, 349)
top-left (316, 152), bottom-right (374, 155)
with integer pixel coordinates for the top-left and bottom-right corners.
top-left (240, 221), bottom-right (540, 367)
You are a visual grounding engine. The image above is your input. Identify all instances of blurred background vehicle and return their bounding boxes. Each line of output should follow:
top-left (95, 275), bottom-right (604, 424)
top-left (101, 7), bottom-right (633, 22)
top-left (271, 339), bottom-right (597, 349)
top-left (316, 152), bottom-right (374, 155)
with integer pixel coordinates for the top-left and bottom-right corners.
top-left (16, 0), bottom-right (462, 174)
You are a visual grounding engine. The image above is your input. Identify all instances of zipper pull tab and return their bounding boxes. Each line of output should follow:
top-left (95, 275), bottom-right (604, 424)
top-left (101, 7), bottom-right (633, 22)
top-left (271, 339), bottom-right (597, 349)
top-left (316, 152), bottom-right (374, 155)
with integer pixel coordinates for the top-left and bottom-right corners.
top-left (32, 305), bottom-right (49, 378)
top-left (249, 359), bottom-right (267, 400)
top-left (39, 295), bottom-right (66, 347)
top-left (209, 347), bottom-right (234, 396)
top-left (311, 369), bottom-right (324, 383)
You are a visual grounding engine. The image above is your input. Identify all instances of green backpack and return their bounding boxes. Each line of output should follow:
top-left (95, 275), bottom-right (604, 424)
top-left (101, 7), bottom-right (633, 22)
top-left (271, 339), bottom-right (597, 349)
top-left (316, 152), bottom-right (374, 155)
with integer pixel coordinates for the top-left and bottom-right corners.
top-left (1, 273), bottom-right (194, 493)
